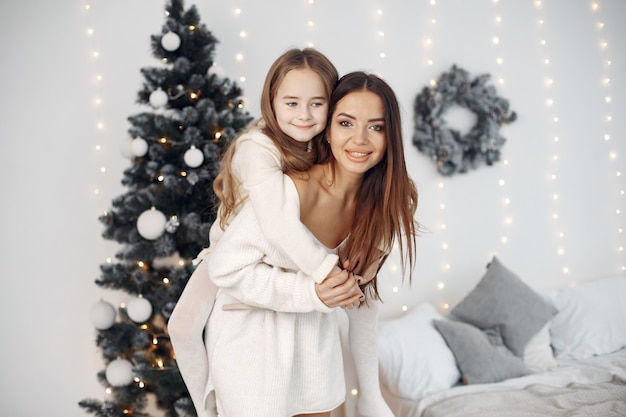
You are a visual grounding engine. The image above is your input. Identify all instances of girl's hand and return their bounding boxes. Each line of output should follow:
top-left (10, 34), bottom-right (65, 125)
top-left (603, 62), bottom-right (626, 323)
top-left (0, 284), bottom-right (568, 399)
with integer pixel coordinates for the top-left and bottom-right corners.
top-left (315, 262), bottom-right (363, 309)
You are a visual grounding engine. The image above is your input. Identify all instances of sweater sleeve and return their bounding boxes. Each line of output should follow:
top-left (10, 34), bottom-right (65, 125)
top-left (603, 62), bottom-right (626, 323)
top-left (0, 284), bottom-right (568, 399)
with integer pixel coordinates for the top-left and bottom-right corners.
top-left (233, 133), bottom-right (338, 283)
top-left (344, 303), bottom-right (395, 417)
top-left (167, 257), bottom-right (218, 417)
top-left (206, 202), bottom-right (333, 314)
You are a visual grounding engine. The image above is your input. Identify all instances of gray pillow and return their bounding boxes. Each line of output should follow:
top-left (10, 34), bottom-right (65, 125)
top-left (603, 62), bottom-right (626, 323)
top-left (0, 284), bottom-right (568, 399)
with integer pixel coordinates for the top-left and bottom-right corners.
top-left (451, 257), bottom-right (556, 356)
top-left (433, 319), bottom-right (529, 384)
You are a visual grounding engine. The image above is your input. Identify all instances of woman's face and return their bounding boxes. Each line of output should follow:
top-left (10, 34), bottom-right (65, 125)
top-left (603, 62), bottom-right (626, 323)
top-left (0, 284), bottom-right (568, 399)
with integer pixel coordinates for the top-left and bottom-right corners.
top-left (272, 68), bottom-right (329, 143)
top-left (328, 90), bottom-right (387, 175)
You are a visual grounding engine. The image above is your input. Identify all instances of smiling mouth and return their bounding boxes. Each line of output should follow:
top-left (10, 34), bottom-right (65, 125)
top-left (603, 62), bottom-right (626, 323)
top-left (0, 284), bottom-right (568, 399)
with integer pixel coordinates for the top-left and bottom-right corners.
top-left (348, 151), bottom-right (370, 158)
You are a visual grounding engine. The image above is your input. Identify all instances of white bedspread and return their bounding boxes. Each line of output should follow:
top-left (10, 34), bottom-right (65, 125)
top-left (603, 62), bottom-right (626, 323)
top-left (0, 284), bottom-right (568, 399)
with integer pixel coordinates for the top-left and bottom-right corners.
top-left (382, 348), bottom-right (626, 417)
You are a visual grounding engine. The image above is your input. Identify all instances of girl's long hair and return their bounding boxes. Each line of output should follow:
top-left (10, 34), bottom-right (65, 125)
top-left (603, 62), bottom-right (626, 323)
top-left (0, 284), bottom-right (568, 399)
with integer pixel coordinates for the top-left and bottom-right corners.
top-left (214, 48), bottom-right (338, 229)
top-left (315, 72), bottom-right (419, 300)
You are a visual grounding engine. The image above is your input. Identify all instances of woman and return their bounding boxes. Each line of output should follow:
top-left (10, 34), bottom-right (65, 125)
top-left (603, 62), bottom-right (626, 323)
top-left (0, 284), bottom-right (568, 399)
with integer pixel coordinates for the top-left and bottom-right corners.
top-left (202, 72), bottom-right (419, 417)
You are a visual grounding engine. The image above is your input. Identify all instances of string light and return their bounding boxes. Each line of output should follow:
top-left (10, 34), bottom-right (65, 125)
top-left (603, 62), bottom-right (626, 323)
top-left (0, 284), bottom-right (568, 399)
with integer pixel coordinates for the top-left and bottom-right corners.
top-left (590, 0), bottom-right (623, 272)
top-left (534, 1), bottom-right (573, 282)
top-left (490, 1), bottom-right (516, 257)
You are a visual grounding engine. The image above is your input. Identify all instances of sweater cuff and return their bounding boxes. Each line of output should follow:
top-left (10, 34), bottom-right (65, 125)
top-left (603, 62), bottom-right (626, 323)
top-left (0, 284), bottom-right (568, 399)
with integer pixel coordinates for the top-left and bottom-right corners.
top-left (306, 279), bottom-right (334, 313)
top-left (311, 253), bottom-right (340, 284)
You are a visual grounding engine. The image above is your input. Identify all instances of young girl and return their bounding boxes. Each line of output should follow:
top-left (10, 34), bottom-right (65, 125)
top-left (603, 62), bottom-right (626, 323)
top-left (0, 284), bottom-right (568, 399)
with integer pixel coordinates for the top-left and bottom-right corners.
top-left (201, 72), bottom-right (418, 416)
top-left (211, 47), bottom-right (345, 284)
top-left (169, 49), bottom-right (364, 417)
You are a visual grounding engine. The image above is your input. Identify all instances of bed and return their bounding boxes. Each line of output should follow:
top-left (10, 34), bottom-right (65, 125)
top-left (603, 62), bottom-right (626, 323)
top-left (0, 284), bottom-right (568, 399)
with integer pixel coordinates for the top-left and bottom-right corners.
top-left (368, 258), bottom-right (626, 417)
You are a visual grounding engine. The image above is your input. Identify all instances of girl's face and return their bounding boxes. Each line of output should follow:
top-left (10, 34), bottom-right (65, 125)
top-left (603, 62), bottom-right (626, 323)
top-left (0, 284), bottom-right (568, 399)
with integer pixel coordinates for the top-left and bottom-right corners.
top-left (328, 90), bottom-right (387, 175)
top-left (272, 68), bottom-right (329, 143)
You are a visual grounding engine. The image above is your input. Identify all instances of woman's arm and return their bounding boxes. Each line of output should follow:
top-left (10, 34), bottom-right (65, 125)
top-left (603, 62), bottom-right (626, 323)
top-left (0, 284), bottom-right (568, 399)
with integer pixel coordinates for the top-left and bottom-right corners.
top-left (233, 133), bottom-right (338, 283)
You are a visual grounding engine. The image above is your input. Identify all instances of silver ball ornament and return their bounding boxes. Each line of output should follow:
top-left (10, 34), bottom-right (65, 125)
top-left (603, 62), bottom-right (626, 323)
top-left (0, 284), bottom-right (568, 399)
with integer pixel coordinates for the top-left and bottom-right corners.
top-left (165, 215), bottom-right (180, 233)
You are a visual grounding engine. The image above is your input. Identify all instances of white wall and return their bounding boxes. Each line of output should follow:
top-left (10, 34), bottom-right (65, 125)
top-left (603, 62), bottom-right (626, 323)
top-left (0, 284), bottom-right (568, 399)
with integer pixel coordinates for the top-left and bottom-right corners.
top-left (0, 0), bottom-right (623, 415)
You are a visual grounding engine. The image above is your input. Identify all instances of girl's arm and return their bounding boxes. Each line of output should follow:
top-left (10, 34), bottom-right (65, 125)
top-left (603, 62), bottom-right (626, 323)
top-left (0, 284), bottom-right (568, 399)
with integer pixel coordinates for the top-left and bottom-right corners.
top-left (206, 202), bottom-right (362, 312)
top-left (233, 133), bottom-right (338, 283)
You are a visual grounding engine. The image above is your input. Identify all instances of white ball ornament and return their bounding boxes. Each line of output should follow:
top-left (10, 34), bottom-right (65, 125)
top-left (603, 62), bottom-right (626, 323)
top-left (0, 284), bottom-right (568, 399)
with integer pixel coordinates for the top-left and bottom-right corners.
top-left (137, 207), bottom-right (167, 240)
top-left (208, 64), bottom-right (224, 77)
top-left (130, 137), bottom-right (149, 157)
top-left (120, 139), bottom-right (135, 159)
top-left (105, 358), bottom-right (134, 387)
top-left (89, 300), bottom-right (116, 330)
top-left (127, 296), bottom-right (153, 323)
top-left (161, 31), bottom-right (181, 51)
top-left (149, 88), bottom-right (169, 108)
top-left (184, 146), bottom-right (204, 168)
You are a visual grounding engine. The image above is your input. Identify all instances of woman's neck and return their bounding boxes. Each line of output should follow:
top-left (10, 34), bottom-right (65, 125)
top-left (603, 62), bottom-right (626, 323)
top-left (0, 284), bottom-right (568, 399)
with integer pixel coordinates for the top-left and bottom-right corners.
top-left (319, 162), bottom-right (362, 202)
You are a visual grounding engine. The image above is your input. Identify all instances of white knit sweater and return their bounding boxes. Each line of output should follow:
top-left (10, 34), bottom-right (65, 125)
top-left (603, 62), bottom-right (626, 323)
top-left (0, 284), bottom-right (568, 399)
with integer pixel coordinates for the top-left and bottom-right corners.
top-left (169, 129), bottom-right (392, 416)
top-left (211, 128), bottom-right (338, 283)
top-left (204, 183), bottom-right (394, 416)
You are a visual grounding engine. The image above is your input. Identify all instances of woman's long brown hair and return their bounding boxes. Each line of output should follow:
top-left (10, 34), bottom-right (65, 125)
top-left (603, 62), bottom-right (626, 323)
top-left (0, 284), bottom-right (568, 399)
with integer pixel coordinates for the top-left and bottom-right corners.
top-left (315, 72), bottom-right (419, 300)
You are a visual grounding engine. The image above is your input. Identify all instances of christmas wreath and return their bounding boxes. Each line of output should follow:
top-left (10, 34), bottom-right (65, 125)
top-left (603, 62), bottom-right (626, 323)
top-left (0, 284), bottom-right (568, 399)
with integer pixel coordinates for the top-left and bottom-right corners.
top-left (412, 65), bottom-right (517, 176)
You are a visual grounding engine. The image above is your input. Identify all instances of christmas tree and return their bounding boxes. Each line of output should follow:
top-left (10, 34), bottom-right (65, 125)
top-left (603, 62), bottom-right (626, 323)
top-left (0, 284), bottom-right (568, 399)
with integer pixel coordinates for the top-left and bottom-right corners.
top-left (80, 1), bottom-right (252, 416)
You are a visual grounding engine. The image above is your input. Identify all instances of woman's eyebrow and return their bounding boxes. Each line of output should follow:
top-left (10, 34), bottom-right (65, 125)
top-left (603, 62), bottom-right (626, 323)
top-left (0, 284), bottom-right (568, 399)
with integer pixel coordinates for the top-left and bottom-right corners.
top-left (336, 112), bottom-right (385, 123)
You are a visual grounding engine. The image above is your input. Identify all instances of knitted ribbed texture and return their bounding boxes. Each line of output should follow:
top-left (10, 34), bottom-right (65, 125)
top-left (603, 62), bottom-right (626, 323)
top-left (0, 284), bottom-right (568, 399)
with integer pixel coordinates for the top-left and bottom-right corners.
top-left (345, 304), bottom-right (395, 417)
top-left (207, 201), bottom-right (333, 314)
top-left (232, 130), bottom-right (338, 282)
top-left (168, 257), bottom-right (218, 417)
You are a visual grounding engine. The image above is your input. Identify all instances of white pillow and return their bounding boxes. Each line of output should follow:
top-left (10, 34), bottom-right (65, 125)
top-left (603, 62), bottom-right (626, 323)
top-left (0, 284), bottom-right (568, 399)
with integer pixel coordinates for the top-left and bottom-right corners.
top-left (378, 303), bottom-right (460, 399)
top-left (523, 323), bottom-right (557, 369)
top-left (548, 275), bottom-right (626, 359)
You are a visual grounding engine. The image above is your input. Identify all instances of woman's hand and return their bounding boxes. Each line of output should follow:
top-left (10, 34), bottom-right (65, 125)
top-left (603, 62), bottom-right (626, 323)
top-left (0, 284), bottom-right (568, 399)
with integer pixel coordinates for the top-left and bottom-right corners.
top-left (315, 263), bottom-right (363, 309)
